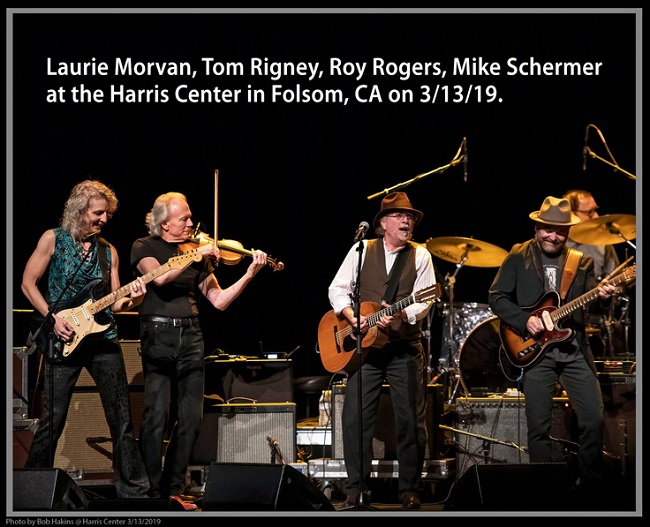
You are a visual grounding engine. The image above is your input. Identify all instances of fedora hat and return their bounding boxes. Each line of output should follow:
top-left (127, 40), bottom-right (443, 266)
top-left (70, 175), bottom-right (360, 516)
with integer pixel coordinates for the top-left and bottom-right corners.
top-left (529, 196), bottom-right (580, 226)
top-left (373, 191), bottom-right (423, 229)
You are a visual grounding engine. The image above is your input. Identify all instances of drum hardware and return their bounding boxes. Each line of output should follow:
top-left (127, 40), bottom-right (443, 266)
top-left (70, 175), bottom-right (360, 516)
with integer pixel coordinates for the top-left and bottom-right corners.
top-left (425, 236), bottom-right (508, 401)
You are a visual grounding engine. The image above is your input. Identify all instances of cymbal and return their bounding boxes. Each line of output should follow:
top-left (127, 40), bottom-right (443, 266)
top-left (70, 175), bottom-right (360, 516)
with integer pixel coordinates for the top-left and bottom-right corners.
top-left (569, 214), bottom-right (636, 245)
top-left (426, 236), bottom-right (508, 267)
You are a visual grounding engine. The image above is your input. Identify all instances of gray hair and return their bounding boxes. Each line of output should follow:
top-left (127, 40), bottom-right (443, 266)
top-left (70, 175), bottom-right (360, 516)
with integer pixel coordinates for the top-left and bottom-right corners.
top-left (146, 192), bottom-right (187, 236)
top-left (61, 180), bottom-right (118, 239)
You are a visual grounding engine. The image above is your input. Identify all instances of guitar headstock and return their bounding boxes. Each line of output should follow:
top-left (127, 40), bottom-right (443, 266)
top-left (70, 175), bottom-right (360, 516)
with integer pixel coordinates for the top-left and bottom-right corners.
top-left (414, 283), bottom-right (442, 304)
top-left (170, 250), bottom-right (203, 268)
top-left (625, 264), bottom-right (637, 281)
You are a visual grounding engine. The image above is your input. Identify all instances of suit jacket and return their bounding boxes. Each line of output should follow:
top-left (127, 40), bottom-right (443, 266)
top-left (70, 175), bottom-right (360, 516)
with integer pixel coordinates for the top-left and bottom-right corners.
top-left (488, 239), bottom-right (609, 375)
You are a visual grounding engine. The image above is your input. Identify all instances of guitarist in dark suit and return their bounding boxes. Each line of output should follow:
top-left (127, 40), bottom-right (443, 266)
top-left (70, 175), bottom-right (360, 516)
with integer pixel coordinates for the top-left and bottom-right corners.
top-left (488, 196), bottom-right (616, 503)
top-left (20, 180), bottom-right (150, 498)
top-left (328, 192), bottom-right (436, 510)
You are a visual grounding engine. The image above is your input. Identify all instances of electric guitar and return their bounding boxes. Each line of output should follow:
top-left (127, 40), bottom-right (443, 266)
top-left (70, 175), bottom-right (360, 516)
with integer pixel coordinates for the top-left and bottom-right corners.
top-left (499, 264), bottom-right (636, 368)
top-left (32, 250), bottom-right (203, 362)
top-left (318, 283), bottom-right (442, 374)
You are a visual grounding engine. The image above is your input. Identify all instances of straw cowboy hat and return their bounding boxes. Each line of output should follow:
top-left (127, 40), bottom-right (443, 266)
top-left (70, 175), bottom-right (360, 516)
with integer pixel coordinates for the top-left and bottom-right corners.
top-left (373, 191), bottom-right (423, 229)
top-left (529, 196), bottom-right (580, 226)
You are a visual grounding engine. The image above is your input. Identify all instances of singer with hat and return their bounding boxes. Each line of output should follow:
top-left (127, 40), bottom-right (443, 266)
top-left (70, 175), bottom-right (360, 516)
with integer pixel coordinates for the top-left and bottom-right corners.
top-left (327, 191), bottom-right (436, 510)
top-left (488, 196), bottom-right (616, 506)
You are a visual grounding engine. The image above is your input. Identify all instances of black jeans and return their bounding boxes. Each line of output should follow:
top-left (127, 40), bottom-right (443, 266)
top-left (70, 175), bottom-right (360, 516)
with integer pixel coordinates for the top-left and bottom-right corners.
top-left (342, 339), bottom-right (428, 499)
top-left (139, 318), bottom-right (204, 496)
top-left (524, 352), bottom-right (605, 484)
top-left (26, 338), bottom-right (150, 498)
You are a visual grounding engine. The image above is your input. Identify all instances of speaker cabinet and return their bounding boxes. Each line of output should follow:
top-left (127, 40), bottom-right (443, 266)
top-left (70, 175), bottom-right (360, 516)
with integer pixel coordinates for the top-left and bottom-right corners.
top-left (13, 468), bottom-right (89, 511)
top-left (76, 340), bottom-right (144, 387)
top-left (600, 378), bottom-right (636, 480)
top-left (444, 463), bottom-right (571, 511)
top-left (54, 391), bottom-right (144, 471)
top-left (331, 383), bottom-right (444, 460)
top-left (213, 403), bottom-right (296, 464)
top-left (13, 347), bottom-right (29, 419)
top-left (454, 397), bottom-right (576, 475)
top-left (202, 462), bottom-right (335, 511)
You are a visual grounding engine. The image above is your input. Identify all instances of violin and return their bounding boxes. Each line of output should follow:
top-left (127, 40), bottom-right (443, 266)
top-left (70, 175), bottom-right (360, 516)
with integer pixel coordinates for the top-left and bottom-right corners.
top-left (179, 229), bottom-right (285, 272)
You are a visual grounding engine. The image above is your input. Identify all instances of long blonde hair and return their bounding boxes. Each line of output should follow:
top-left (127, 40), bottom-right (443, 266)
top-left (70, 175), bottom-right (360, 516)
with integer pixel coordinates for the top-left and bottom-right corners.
top-left (61, 180), bottom-right (118, 239)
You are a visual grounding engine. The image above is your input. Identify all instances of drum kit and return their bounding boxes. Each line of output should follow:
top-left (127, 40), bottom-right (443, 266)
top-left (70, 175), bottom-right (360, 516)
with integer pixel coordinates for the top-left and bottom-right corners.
top-left (421, 213), bottom-right (636, 401)
top-left (423, 236), bottom-right (509, 401)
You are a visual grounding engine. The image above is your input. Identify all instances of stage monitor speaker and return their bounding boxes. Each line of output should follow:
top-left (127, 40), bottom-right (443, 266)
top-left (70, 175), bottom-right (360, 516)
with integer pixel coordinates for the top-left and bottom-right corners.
top-left (54, 391), bottom-right (144, 471)
top-left (13, 468), bottom-right (89, 511)
top-left (444, 463), bottom-right (572, 511)
top-left (214, 403), bottom-right (297, 464)
top-left (454, 397), bottom-right (576, 475)
top-left (202, 462), bottom-right (335, 511)
top-left (331, 382), bottom-right (444, 460)
top-left (76, 340), bottom-right (144, 387)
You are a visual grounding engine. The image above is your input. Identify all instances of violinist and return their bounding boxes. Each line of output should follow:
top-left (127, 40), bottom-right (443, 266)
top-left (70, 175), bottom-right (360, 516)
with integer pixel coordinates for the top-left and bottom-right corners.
top-left (130, 192), bottom-right (267, 509)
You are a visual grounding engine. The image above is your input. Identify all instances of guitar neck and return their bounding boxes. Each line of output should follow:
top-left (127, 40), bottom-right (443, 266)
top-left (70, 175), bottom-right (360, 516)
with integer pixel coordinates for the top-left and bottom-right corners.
top-left (87, 261), bottom-right (176, 315)
top-left (551, 267), bottom-right (634, 324)
top-left (366, 294), bottom-right (416, 328)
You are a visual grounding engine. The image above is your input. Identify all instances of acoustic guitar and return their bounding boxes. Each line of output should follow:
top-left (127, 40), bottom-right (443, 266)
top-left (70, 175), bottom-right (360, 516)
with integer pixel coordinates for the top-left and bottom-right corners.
top-left (318, 283), bottom-right (442, 374)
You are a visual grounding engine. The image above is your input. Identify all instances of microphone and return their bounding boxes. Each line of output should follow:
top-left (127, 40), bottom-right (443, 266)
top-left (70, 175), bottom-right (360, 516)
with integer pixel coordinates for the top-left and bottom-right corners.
top-left (462, 137), bottom-right (468, 183)
top-left (583, 126), bottom-right (590, 172)
top-left (266, 435), bottom-right (278, 447)
top-left (354, 221), bottom-right (370, 243)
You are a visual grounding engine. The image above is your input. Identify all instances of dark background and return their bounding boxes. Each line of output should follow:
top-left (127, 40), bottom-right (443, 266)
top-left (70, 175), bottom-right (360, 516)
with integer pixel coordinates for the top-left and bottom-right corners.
top-left (10, 10), bottom-right (639, 380)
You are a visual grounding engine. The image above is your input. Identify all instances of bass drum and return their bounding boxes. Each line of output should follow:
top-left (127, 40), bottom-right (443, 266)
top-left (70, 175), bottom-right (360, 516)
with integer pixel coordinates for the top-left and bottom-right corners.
top-left (458, 316), bottom-right (521, 395)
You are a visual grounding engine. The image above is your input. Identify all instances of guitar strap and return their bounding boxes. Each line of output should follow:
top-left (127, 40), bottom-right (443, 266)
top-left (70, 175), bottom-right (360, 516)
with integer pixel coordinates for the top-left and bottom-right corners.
top-left (560, 247), bottom-right (582, 301)
top-left (96, 237), bottom-right (111, 295)
top-left (382, 243), bottom-right (411, 304)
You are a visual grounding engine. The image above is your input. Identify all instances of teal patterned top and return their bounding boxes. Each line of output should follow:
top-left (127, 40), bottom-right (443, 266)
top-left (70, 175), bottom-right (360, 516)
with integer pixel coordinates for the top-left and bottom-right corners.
top-left (46, 227), bottom-right (117, 340)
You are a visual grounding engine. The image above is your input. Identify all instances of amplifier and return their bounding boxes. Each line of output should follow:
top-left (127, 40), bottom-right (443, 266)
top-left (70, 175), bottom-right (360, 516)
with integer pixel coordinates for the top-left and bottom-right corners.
top-left (54, 391), bottom-right (145, 472)
top-left (76, 340), bottom-right (144, 387)
top-left (13, 347), bottom-right (29, 420)
top-left (454, 396), bottom-right (576, 476)
top-left (331, 382), bottom-right (444, 460)
top-left (213, 403), bottom-right (296, 464)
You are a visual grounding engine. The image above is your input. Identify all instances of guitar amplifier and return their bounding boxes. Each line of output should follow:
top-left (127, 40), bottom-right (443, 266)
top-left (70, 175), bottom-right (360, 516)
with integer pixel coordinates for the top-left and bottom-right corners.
top-left (76, 340), bottom-right (144, 387)
top-left (212, 403), bottom-right (296, 464)
top-left (454, 396), bottom-right (576, 476)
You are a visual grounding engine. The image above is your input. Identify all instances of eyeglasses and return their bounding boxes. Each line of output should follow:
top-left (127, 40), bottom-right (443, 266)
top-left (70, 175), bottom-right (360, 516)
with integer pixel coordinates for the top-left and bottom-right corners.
top-left (385, 213), bottom-right (415, 221)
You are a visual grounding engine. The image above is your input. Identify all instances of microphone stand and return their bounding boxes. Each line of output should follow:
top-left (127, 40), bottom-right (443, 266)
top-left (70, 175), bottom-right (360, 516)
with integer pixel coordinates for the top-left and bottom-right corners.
top-left (443, 251), bottom-right (469, 403)
top-left (24, 235), bottom-right (97, 465)
top-left (366, 139), bottom-right (466, 200)
top-left (347, 236), bottom-right (375, 511)
top-left (583, 123), bottom-right (636, 180)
